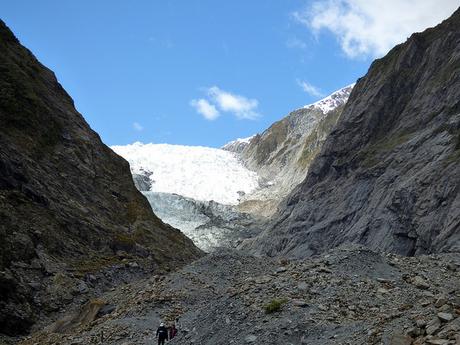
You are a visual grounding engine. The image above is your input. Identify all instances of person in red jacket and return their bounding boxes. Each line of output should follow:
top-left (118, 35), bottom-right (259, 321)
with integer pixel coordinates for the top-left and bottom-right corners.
top-left (169, 324), bottom-right (178, 339)
top-left (156, 322), bottom-right (168, 345)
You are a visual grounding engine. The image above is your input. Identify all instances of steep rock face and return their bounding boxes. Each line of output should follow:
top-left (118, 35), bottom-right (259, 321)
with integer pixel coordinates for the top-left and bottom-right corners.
top-left (246, 8), bottom-right (460, 257)
top-left (234, 86), bottom-right (353, 216)
top-left (0, 20), bottom-right (201, 336)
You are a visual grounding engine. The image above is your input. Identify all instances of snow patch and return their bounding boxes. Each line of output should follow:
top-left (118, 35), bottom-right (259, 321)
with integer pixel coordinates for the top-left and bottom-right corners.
top-left (221, 135), bottom-right (255, 151)
top-left (233, 135), bottom-right (255, 144)
top-left (304, 83), bottom-right (355, 113)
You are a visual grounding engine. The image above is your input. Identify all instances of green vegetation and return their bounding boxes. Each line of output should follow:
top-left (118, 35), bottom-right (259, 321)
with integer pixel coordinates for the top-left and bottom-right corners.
top-left (298, 145), bottom-right (321, 169)
top-left (266, 137), bottom-right (292, 165)
top-left (445, 149), bottom-right (460, 165)
top-left (372, 133), bottom-right (412, 152)
top-left (360, 133), bottom-right (412, 168)
top-left (429, 58), bottom-right (460, 88)
top-left (0, 52), bottom-right (63, 157)
top-left (254, 119), bottom-right (288, 165)
top-left (368, 44), bottom-right (401, 76)
top-left (127, 199), bottom-right (155, 223)
top-left (73, 255), bottom-right (122, 276)
top-left (114, 233), bottom-right (136, 247)
top-left (264, 298), bottom-right (287, 314)
top-left (297, 107), bottom-right (342, 169)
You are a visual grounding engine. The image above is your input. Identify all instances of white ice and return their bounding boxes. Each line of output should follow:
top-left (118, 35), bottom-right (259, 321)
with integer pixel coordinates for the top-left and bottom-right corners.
top-left (111, 142), bottom-right (259, 205)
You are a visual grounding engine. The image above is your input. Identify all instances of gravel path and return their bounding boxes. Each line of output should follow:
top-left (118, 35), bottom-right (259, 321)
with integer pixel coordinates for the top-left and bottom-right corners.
top-left (18, 245), bottom-right (460, 345)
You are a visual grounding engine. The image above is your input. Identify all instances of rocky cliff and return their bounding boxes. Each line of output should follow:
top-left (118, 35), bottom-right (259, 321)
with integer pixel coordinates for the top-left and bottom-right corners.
top-left (246, 8), bottom-right (460, 257)
top-left (0, 20), bottom-right (201, 337)
top-left (228, 86), bottom-right (353, 216)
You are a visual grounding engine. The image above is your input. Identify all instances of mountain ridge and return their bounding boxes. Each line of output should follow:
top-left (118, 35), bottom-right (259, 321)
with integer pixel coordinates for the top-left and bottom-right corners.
top-left (233, 84), bottom-right (354, 216)
top-left (244, 8), bottom-right (460, 257)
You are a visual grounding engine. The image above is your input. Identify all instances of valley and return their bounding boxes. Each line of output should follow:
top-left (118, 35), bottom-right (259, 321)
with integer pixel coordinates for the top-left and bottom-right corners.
top-left (1, 5), bottom-right (460, 345)
top-left (111, 85), bottom-right (353, 251)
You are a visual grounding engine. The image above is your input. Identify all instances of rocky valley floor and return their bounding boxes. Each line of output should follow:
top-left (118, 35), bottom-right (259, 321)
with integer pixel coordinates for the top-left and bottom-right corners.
top-left (15, 245), bottom-right (460, 345)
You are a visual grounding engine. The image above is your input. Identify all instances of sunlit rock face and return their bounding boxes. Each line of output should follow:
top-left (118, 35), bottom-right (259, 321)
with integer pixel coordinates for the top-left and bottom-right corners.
top-left (230, 85), bottom-right (354, 217)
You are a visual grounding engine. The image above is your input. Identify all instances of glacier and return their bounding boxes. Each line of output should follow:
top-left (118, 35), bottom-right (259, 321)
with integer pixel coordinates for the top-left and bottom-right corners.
top-left (111, 142), bottom-right (259, 205)
top-left (111, 142), bottom-right (263, 251)
top-left (143, 192), bottom-right (260, 252)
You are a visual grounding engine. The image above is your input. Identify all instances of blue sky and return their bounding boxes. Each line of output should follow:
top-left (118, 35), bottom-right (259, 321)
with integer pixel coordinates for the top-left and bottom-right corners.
top-left (1, 1), bottom-right (457, 147)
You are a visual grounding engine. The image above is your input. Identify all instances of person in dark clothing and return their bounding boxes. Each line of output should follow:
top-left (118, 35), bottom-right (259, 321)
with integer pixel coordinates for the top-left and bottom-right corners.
top-left (169, 324), bottom-right (177, 339)
top-left (156, 323), bottom-right (169, 345)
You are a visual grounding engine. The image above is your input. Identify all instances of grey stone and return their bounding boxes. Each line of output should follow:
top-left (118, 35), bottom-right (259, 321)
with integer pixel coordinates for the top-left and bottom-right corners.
top-left (413, 276), bottom-right (430, 290)
top-left (297, 282), bottom-right (308, 291)
top-left (245, 334), bottom-right (257, 343)
top-left (389, 334), bottom-right (412, 345)
top-left (437, 312), bottom-right (454, 322)
top-left (254, 275), bottom-right (272, 284)
top-left (291, 299), bottom-right (309, 307)
top-left (230, 86), bottom-right (352, 218)
top-left (435, 296), bottom-right (448, 308)
top-left (425, 340), bottom-right (449, 345)
top-left (426, 318), bottom-right (442, 335)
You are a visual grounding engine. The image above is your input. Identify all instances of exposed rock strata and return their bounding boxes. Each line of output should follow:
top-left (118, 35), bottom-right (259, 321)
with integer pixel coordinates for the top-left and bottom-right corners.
top-left (245, 8), bottom-right (460, 257)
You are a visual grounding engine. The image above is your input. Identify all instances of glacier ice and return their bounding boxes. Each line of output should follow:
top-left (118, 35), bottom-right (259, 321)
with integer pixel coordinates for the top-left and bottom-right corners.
top-left (112, 142), bottom-right (260, 205)
top-left (143, 191), bottom-right (260, 252)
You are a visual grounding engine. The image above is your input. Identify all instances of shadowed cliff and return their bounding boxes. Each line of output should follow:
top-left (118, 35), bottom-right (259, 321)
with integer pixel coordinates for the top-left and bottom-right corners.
top-left (0, 20), bottom-right (202, 336)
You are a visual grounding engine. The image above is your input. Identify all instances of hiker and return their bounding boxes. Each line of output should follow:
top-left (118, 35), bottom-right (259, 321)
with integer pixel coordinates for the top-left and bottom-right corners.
top-left (156, 322), bottom-right (168, 345)
top-left (174, 317), bottom-right (181, 330)
top-left (169, 323), bottom-right (177, 339)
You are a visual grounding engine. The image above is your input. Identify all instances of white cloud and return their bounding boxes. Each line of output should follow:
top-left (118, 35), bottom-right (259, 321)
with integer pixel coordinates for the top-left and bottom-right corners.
top-left (190, 87), bottom-right (260, 120)
top-left (293, 0), bottom-right (458, 58)
top-left (207, 86), bottom-right (260, 120)
top-left (190, 98), bottom-right (220, 120)
top-left (297, 79), bottom-right (324, 98)
top-left (133, 122), bottom-right (144, 131)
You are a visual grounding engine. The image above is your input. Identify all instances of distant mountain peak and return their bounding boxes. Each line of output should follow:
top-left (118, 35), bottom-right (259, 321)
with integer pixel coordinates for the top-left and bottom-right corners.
top-left (304, 83), bottom-right (355, 113)
top-left (223, 84), bottom-right (356, 154)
